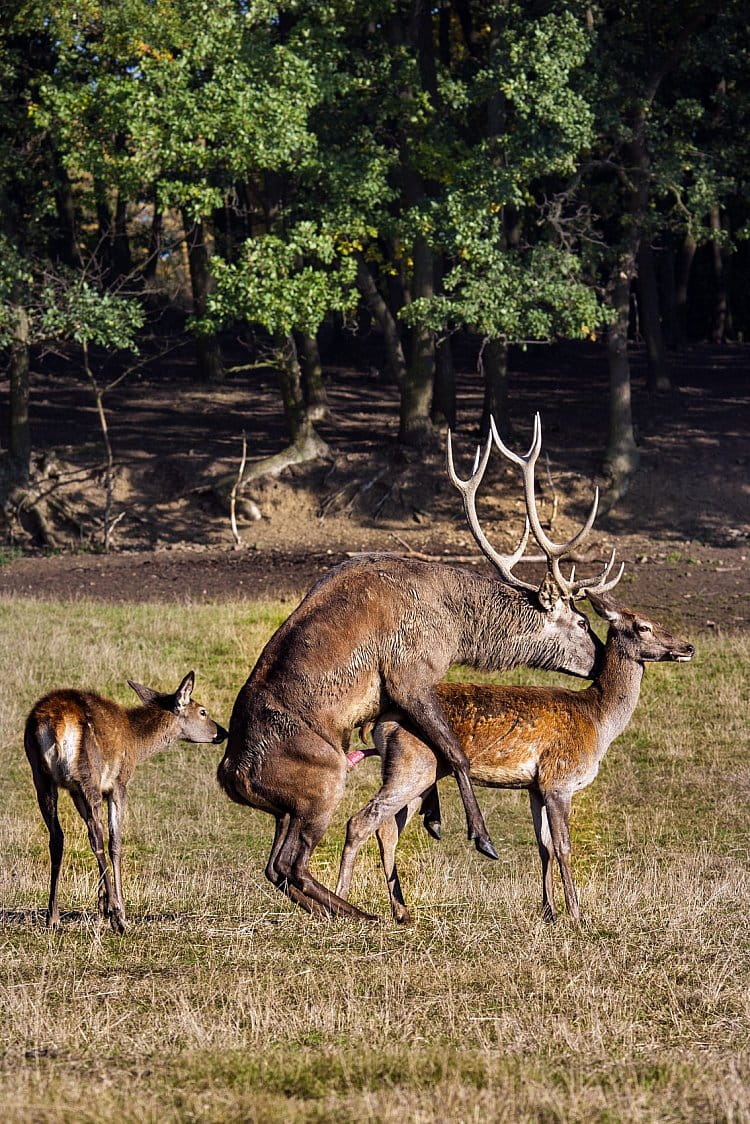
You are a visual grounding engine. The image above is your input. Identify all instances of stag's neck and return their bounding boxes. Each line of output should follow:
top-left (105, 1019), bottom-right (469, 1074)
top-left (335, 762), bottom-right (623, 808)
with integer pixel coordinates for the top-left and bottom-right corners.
top-left (128, 707), bottom-right (177, 761)
top-left (588, 635), bottom-right (645, 744)
top-left (449, 573), bottom-right (552, 672)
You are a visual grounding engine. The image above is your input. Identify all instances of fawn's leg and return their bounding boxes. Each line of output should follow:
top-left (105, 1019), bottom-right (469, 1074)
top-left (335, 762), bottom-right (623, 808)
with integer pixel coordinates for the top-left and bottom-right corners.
top-left (70, 785), bottom-right (124, 934)
top-left (107, 781), bottom-right (128, 930)
top-left (32, 770), bottom-right (65, 928)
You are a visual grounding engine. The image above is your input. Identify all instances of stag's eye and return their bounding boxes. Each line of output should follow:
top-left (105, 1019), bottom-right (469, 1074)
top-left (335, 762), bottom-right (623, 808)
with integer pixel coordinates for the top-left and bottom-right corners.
top-left (636, 623), bottom-right (652, 635)
top-left (577, 618), bottom-right (589, 630)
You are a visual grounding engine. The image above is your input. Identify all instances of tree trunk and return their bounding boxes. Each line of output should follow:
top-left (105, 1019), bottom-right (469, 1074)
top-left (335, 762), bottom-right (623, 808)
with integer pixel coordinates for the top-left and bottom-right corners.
top-left (354, 254), bottom-right (406, 387)
top-left (143, 206), bottom-right (163, 285)
top-left (296, 331), bottom-right (329, 421)
top-left (276, 334), bottom-right (314, 444)
top-left (710, 206), bottom-right (728, 344)
top-left (112, 193), bottom-right (133, 282)
top-left (674, 231), bottom-right (696, 349)
top-left (638, 237), bottom-right (672, 392)
top-left (52, 166), bottom-right (82, 269)
top-left (432, 334), bottom-right (456, 429)
top-left (182, 211), bottom-right (224, 383)
top-left (8, 302), bottom-right (31, 481)
top-left (480, 337), bottom-right (511, 441)
top-left (399, 235), bottom-right (435, 446)
top-left (603, 265), bottom-right (640, 499)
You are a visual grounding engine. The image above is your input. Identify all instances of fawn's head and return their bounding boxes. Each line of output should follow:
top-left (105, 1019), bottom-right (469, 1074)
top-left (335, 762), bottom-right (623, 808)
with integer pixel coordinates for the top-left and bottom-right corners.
top-left (127, 672), bottom-right (228, 743)
top-left (587, 593), bottom-right (695, 664)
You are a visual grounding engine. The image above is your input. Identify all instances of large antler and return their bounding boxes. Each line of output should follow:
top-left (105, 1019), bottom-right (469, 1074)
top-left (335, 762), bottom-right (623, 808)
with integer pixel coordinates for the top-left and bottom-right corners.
top-left (490, 413), bottom-right (624, 600)
top-left (447, 429), bottom-right (536, 591)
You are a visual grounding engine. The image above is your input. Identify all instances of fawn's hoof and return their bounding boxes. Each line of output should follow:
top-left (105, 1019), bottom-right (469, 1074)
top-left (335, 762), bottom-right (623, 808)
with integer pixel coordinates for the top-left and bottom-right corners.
top-left (423, 817), bottom-right (442, 840)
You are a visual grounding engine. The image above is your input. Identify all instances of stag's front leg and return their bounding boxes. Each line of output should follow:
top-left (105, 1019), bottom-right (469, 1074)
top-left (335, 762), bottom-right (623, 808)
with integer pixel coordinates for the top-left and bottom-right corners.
top-left (389, 686), bottom-right (497, 859)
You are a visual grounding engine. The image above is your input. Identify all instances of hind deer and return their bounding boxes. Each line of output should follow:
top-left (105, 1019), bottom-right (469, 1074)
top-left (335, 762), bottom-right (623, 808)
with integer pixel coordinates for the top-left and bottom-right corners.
top-left (335, 594), bottom-right (694, 923)
top-left (25, 671), bottom-right (227, 933)
top-left (217, 415), bottom-right (622, 921)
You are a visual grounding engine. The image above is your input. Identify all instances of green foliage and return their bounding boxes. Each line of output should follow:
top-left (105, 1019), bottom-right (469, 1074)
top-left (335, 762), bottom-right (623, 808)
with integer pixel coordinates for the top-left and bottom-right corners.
top-left (208, 223), bottom-right (358, 337)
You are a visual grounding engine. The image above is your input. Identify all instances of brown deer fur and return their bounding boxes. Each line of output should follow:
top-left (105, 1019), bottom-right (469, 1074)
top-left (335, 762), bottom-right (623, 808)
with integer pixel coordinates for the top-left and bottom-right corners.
top-left (217, 418), bottom-right (624, 922)
top-left (25, 672), bottom-right (227, 933)
top-left (217, 554), bottom-right (606, 921)
top-left (335, 594), bottom-right (694, 923)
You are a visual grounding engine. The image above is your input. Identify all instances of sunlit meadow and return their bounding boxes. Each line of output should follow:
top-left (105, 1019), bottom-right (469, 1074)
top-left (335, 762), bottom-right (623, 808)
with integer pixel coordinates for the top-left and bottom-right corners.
top-left (0, 596), bottom-right (747, 1122)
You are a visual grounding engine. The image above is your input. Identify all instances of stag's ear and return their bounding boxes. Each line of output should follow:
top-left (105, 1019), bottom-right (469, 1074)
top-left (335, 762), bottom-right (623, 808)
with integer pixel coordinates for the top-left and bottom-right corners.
top-left (536, 573), bottom-right (563, 613)
top-left (174, 671), bottom-right (195, 712)
top-left (128, 680), bottom-right (160, 706)
top-left (586, 591), bottom-right (620, 622)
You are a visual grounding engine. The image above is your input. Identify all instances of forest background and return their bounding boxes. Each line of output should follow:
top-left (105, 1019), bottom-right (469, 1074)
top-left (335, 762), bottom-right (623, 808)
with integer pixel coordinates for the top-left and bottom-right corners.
top-left (0, 0), bottom-right (748, 561)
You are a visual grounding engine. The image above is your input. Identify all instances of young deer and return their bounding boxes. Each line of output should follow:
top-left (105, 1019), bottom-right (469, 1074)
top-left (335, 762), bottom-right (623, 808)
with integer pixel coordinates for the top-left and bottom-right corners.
top-left (336, 594), bottom-right (694, 923)
top-left (217, 415), bottom-right (622, 921)
top-left (24, 671), bottom-right (227, 933)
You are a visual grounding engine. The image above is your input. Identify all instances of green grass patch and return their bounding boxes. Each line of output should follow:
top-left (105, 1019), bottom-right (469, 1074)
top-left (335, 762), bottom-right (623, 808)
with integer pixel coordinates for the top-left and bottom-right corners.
top-left (0, 595), bottom-right (748, 1122)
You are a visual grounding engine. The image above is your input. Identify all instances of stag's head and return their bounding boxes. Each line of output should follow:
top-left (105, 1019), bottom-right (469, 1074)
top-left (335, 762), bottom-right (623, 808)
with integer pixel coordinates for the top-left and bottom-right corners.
top-left (447, 414), bottom-right (624, 678)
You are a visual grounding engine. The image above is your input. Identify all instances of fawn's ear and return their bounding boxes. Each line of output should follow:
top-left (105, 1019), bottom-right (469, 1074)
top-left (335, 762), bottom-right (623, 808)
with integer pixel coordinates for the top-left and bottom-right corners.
top-left (128, 680), bottom-right (160, 705)
top-left (586, 591), bottom-right (620, 623)
top-left (174, 671), bottom-right (195, 712)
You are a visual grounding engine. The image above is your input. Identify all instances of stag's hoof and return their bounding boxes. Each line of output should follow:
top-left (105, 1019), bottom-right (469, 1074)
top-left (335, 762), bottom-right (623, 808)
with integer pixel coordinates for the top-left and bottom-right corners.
top-left (423, 817), bottom-right (442, 840)
top-left (474, 835), bottom-right (499, 860)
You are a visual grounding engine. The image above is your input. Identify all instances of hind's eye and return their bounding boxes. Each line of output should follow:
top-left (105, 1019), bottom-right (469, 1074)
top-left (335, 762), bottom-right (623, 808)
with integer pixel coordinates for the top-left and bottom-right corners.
top-left (200, 708), bottom-right (207, 717)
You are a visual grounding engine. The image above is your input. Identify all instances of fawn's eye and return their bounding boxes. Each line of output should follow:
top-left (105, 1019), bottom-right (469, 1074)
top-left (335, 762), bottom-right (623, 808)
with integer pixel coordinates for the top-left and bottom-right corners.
top-left (200, 708), bottom-right (207, 716)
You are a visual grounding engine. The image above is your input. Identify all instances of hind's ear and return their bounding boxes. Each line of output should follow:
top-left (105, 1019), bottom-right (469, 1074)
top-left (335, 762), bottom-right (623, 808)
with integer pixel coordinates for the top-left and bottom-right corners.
top-left (586, 591), bottom-right (620, 622)
top-left (128, 680), bottom-right (160, 705)
top-left (174, 671), bottom-right (195, 712)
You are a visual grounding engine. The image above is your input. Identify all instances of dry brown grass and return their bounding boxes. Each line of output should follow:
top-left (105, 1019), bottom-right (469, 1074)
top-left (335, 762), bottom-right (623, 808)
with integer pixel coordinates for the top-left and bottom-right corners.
top-left (0, 597), bottom-right (748, 1122)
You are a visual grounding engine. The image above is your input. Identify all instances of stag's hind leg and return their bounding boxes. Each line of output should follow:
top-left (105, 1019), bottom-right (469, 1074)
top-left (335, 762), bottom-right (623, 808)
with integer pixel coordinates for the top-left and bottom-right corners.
top-left (265, 814), bottom-right (330, 919)
top-left (255, 731), bottom-right (379, 921)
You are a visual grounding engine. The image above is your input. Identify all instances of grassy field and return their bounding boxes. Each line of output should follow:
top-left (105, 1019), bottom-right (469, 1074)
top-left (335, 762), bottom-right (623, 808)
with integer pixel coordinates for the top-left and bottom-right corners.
top-left (0, 596), bottom-right (748, 1123)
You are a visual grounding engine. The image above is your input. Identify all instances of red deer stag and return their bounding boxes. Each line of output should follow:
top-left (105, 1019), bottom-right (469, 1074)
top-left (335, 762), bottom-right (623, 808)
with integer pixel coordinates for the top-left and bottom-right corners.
top-left (217, 415), bottom-right (622, 921)
top-left (25, 672), bottom-right (227, 933)
top-left (335, 594), bottom-right (694, 923)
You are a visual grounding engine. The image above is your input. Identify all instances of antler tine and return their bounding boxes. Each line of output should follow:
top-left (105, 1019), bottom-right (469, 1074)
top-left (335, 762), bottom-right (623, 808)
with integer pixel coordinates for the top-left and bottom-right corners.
top-left (567, 547), bottom-right (625, 600)
top-left (490, 412), bottom-right (607, 605)
top-left (446, 429), bottom-right (536, 591)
